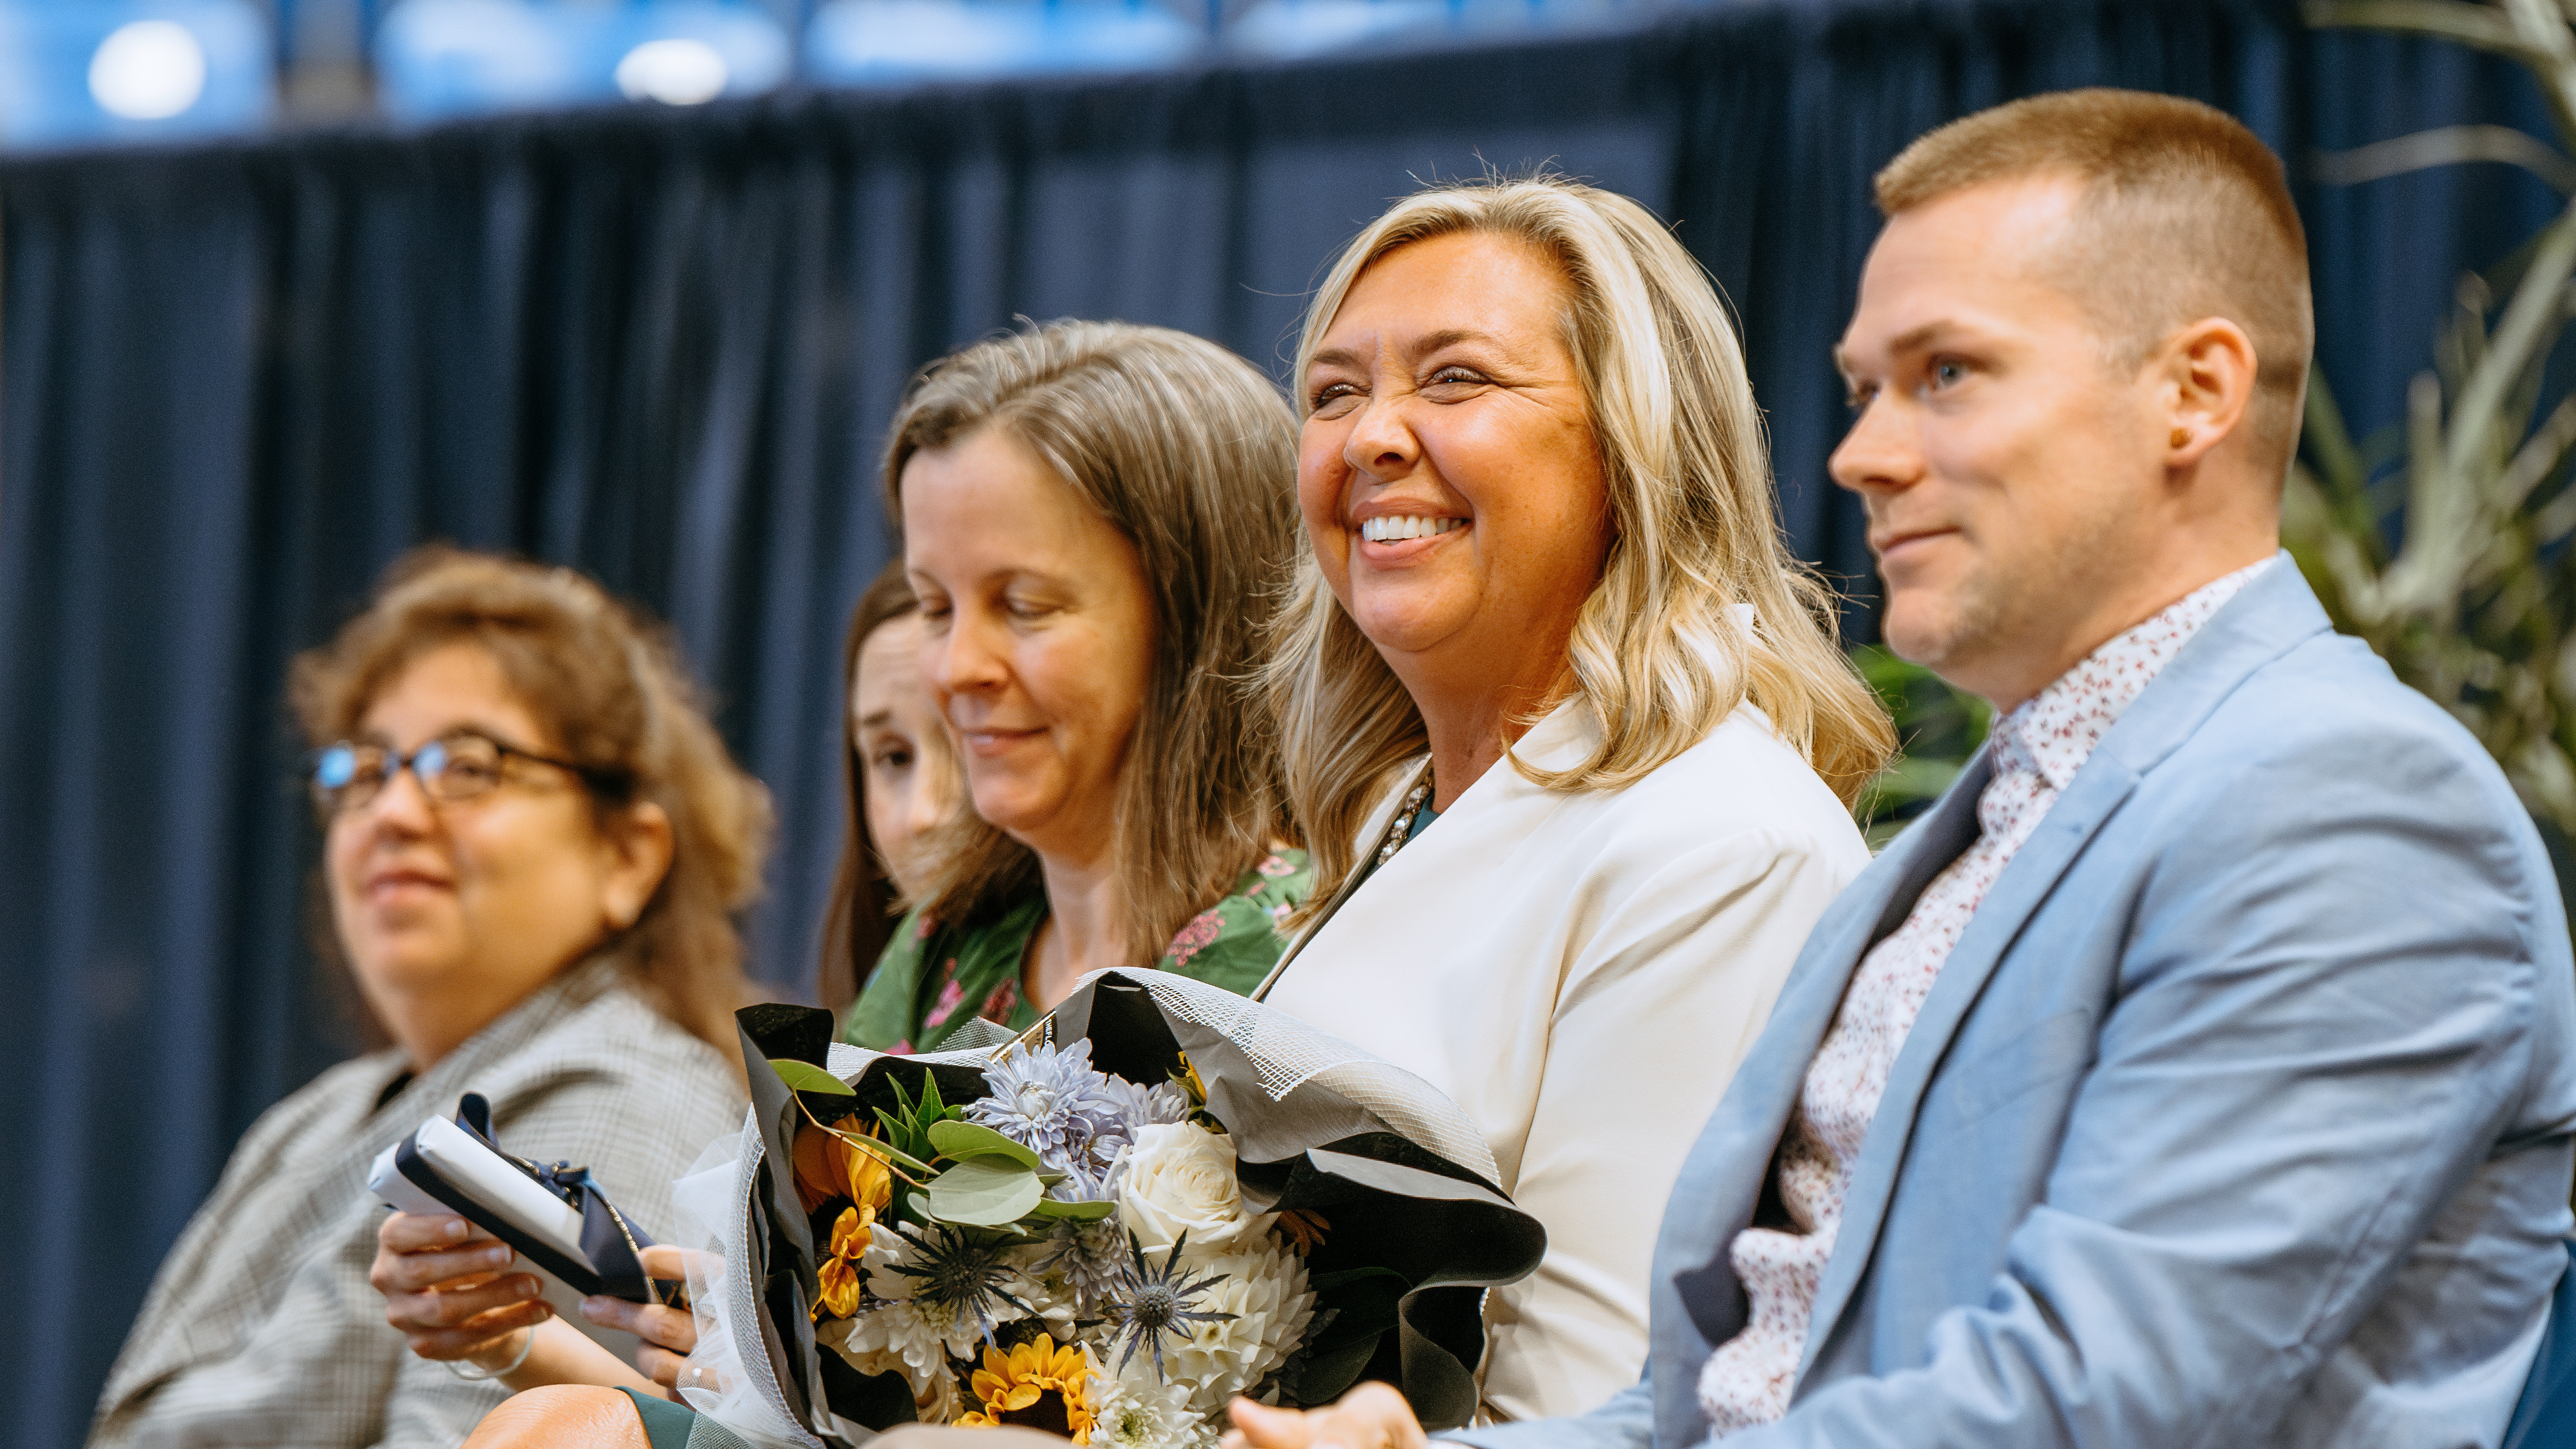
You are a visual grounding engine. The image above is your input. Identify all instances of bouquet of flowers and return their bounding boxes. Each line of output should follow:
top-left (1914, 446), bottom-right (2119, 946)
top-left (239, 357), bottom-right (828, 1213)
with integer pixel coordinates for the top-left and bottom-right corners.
top-left (668, 968), bottom-right (1544, 1449)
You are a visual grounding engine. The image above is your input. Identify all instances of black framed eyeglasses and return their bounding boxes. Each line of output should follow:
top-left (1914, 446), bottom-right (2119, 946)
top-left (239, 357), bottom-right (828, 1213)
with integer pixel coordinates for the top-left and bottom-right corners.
top-left (309, 730), bottom-right (603, 816)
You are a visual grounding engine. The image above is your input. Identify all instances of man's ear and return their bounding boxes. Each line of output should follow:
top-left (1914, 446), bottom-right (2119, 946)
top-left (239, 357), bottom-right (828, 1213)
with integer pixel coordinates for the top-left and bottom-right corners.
top-left (600, 799), bottom-right (676, 932)
top-left (2157, 317), bottom-right (2259, 468)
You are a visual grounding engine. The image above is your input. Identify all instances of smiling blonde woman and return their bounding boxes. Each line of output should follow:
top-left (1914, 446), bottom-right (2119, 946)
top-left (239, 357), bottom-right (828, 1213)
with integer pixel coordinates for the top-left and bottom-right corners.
top-left (1254, 176), bottom-right (1893, 1423)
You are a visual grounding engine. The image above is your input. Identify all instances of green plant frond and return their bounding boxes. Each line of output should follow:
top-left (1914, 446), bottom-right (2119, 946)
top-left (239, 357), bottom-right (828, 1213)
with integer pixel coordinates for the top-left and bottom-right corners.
top-left (2443, 202), bottom-right (2576, 480)
top-left (2307, 0), bottom-right (2552, 64)
top-left (2312, 123), bottom-right (2576, 192)
top-left (2287, 0), bottom-right (2576, 838)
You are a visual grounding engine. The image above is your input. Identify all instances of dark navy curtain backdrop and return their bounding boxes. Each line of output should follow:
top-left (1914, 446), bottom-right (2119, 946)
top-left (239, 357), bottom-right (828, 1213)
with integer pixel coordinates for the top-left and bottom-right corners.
top-left (0, 0), bottom-right (2556, 1441)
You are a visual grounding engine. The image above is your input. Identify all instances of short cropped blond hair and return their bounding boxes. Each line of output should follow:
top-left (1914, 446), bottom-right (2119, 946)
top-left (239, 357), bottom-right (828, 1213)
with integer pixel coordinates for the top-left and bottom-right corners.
top-left (1267, 176), bottom-right (1895, 916)
top-left (1876, 88), bottom-right (2313, 466)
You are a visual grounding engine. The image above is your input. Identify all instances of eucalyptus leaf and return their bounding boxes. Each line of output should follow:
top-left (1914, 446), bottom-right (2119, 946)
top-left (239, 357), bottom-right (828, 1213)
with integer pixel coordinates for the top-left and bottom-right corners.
top-left (926, 1119), bottom-right (1044, 1171)
top-left (920, 1157), bottom-right (1045, 1226)
top-left (1029, 1197), bottom-right (1118, 1222)
top-left (769, 1058), bottom-right (855, 1096)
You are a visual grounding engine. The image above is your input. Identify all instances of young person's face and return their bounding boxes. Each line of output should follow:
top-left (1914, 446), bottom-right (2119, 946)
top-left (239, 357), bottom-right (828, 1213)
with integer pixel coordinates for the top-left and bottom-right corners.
top-left (1298, 231), bottom-right (1612, 696)
top-left (1829, 175), bottom-right (2182, 708)
top-left (850, 612), bottom-right (960, 898)
top-left (901, 427), bottom-right (1157, 869)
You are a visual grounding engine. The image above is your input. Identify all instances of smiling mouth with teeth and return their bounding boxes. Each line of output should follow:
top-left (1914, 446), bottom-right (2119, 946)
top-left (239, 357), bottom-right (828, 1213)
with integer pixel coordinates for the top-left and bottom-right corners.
top-left (1358, 515), bottom-right (1466, 544)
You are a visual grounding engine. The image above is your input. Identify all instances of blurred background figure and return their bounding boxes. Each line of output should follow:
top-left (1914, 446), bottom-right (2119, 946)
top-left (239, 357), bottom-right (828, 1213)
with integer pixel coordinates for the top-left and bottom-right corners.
top-left (815, 558), bottom-right (964, 1018)
top-left (88, 548), bottom-right (764, 1449)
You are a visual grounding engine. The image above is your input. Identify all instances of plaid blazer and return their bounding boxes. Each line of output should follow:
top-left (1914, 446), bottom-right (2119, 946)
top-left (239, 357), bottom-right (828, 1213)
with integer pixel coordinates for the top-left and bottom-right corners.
top-left (90, 953), bottom-right (749, 1449)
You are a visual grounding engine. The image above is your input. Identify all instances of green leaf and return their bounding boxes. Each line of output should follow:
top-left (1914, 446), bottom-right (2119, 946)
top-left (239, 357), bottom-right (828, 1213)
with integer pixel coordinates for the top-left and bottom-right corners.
top-left (837, 1133), bottom-right (934, 1178)
top-left (919, 1157), bottom-right (1045, 1227)
top-left (1030, 1197), bottom-right (1118, 1221)
top-left (926, 1119), bottom-right (1043, 1171)
top-left (770, 1058), bottom-right (855, 1095)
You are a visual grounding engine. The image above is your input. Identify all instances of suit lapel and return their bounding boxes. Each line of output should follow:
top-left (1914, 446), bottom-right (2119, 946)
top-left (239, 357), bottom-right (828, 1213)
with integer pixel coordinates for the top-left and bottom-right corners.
top-left (1792, 558), bottom-right (2337, 1379)
top-left (1795, 750), bottom-right (2144, 1375)
top-left (1647, 752), bottom-right (1995, 1448)
top-left (1702, 745), bottom-right (2000, 1183)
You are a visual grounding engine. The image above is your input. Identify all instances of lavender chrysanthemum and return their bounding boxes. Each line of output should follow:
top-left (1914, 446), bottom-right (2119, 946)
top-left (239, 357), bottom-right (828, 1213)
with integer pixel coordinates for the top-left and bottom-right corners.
top-left (1103, 1075), bottom-right (1190, 1133)
top-left (1035, 1216), bottom-right (1126, 1315)
top-left (968, 1041), bottom-right (1129, 1186)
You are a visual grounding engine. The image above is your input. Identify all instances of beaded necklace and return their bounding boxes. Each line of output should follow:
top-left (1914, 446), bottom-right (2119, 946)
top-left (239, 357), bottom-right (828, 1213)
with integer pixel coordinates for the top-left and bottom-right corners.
top-left (1373, 769), bottom-right (1435, 869)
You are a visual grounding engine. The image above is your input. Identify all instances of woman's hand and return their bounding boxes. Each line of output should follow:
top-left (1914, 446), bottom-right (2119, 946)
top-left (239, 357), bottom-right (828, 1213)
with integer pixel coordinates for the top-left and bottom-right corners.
top-left (370, 1211), bottom-right (554, 1368)
top-left (1223, 1385), bottom-right (1428, 1449)
top-left (576, 1245), bottom-right (705, 1392)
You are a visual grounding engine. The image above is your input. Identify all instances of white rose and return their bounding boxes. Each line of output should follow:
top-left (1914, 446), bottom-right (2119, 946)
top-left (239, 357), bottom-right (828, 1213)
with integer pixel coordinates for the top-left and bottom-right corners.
top-left (1117, 1122), bottom-right (1250, 1253)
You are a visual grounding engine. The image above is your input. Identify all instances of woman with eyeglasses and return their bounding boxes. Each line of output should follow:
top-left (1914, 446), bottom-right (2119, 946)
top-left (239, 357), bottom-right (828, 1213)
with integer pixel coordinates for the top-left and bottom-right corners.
top-left (90, 547), bottom-right (769, 1449)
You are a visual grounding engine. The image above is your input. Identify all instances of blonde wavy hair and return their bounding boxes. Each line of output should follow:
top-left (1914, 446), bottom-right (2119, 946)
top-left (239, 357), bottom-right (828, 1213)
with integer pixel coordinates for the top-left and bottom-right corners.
top-left (885, 321), bottom-right (1302, 966)
top-left (1266, 176), bottom-right (1893, 910)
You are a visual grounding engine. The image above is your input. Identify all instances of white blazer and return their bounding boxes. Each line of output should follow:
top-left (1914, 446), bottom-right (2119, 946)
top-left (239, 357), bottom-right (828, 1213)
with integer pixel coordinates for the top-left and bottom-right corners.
top-left (1258, 697), bottom-right (1870, 1423)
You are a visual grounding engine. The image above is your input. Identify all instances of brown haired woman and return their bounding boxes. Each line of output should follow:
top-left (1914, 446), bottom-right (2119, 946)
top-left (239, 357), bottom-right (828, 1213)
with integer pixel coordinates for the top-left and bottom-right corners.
top-left (816, 559), bottom-right (965, 1017)
top-left (839, 319), bottom-right (1315, 1053)
top-left (437, 321), bottom-right (1317, 1449)
top-left (89, 548), bottom-right (769, 1448)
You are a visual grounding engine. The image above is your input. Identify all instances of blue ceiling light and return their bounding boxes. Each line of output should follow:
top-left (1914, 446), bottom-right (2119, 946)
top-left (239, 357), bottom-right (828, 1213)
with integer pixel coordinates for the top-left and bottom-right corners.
top-left (0, 1), bottom-right (272, 150)
top-left (804, 0), bottom-right (1202, 88)
top-left (374, 0), bottom-right (792, 122)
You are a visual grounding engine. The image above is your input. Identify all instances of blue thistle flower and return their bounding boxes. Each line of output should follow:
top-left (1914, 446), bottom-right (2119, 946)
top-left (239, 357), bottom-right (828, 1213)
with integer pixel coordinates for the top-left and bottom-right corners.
top-left (877, 1223), bottom-right (1033, 1347)
top-left (1100, 1230), bottom-right (1237, 1382)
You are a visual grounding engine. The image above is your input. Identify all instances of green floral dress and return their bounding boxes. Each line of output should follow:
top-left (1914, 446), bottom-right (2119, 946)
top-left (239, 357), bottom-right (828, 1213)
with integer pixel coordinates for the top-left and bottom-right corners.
top-left (841, 847), bottom-right (1315, 1053)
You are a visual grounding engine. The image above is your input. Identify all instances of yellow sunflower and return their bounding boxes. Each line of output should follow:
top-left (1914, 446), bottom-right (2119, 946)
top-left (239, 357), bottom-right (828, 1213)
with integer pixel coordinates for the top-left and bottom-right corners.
top-left (955, 1334), bottom-right (1095, 1443)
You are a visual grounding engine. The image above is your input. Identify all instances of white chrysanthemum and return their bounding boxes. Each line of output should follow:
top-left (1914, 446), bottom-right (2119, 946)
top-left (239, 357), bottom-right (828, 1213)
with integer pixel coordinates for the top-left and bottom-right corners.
top-left (1157, 1237), bottom-right (1316, 1416)
top-left (1091, 1350), bottom-right (1211, 1449)
top-left (815, 1316), bottom-right (959, 1425)
top-left (824, 1222), bottom-right (1022, 1395)
top-left (1003, 1238), bottom-right (1084, 1343)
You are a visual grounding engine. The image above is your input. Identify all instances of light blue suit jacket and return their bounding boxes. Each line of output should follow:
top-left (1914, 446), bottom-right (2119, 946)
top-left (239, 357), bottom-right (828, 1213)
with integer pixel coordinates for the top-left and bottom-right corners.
top-left (1458, 562), bottom-right (2576, 1448)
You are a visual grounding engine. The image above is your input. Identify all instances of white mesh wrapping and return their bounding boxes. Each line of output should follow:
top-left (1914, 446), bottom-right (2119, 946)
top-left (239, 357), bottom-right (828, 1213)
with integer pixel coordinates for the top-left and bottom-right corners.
top-left (681, 969), bottom-right (1505, 1447)
top-left (1118, 969), bottom-right (1498, 1182)
top-left (670, 1118), bottom-right (823, 1449)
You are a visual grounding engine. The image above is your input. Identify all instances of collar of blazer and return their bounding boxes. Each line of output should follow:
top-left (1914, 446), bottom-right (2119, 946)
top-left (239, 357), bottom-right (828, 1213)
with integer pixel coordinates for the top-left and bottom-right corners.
top-left (1254, 695), bottom-right (1601, 998)
top-left (1791, 554), bottom-right (2332, 1381)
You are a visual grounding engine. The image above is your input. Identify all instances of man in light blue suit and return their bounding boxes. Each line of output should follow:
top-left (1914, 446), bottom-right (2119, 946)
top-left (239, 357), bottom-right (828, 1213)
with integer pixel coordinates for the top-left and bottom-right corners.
top-left (1229, 89), bottom-right (2576, 1449)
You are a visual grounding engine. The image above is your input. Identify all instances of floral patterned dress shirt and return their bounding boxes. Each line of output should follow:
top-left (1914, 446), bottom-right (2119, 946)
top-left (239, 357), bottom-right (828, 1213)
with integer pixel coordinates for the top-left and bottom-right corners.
top-left (841, 847), bottom-right (1315, 1054)
top-left (1696, 558), bottom-right (2276, 1432)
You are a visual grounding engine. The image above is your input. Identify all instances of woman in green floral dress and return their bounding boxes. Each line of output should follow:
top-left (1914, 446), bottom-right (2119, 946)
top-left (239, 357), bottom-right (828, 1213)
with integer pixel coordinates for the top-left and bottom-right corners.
top-left (839, 318), bottom-right (1315, 1053)
top-left (847, 846), bottom-right (1313, 1052)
